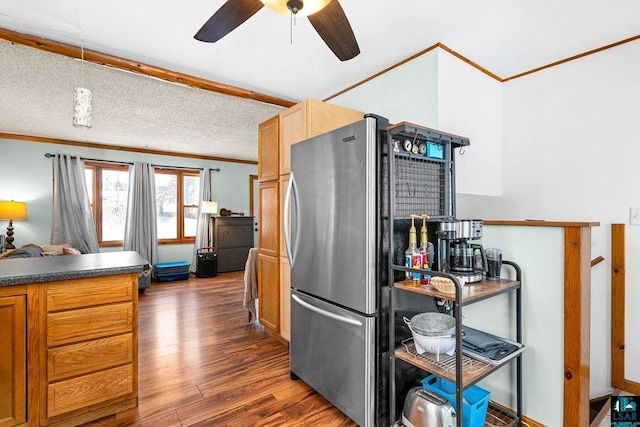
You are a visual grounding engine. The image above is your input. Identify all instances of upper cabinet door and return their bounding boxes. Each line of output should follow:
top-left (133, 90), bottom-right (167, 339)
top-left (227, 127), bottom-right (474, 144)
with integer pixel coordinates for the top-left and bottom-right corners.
top-left (279, 102), bottom-right (306, 176)
top-left (279, 99), bottom-right (364, 176)
top-left (258, 115), bottom-right (279, 182)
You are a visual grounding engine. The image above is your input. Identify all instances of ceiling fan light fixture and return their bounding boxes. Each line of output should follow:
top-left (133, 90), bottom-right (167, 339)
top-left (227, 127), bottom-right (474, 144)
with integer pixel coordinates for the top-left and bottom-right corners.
top-left (260, 0), bottom-right (332, 17)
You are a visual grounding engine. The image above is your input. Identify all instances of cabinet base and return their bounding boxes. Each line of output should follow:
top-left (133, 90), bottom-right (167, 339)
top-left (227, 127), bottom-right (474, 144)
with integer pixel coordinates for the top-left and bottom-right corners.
top-left (43, 396), bottom-right (137, 427)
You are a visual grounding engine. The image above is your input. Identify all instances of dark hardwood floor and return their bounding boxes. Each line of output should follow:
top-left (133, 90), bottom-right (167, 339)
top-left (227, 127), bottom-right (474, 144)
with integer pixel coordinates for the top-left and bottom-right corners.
top-left (86, 272), bottom-right (356, 427)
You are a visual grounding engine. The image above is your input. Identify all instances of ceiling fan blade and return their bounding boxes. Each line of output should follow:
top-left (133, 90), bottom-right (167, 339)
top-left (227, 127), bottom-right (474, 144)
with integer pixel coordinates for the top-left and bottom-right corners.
top-left (194, 0), bottom-right (264, 43)
top-left (307, 0), bottom-right (360, 61)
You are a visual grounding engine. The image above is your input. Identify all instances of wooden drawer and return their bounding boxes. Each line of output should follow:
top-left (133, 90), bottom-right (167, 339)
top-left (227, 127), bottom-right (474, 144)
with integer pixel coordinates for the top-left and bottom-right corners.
top-left (47, 365), bottom-right (133, 418)
top-left (47, 303), bottom-right (133, 347)
top-left (48, 334), bottom-right (133, 382)
top-left (47, 275), bottom-right (135, 312)
top-left (216, 217), bottom-right (254, 227)
top-left (217, 247), bottom-right (251, 272)
top-left (216, 225), bottom-right (254, 248)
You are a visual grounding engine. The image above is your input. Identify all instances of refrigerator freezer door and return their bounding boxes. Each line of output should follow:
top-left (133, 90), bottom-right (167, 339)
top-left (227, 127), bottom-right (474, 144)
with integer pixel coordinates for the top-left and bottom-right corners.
top-left (289, 118), bottom-right (378, 314)
top-left (290, 290), bottom-right (375, 426)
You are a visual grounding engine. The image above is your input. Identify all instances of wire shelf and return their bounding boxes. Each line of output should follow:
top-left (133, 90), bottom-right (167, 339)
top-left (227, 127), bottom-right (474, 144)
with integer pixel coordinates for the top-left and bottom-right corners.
top-left (400, 338), bottom-right (486, 375)
top-left (393, 154), bottom-right (450, 218)
top-left (484, 405), bottom-right (519, 427)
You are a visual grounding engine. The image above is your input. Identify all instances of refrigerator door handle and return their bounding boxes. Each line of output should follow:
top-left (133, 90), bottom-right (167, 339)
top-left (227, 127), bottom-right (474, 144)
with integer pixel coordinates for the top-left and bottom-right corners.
top-left (284, 173), bottom-right (300, 266)
top-left (291, 294), bottom-right (363, 327)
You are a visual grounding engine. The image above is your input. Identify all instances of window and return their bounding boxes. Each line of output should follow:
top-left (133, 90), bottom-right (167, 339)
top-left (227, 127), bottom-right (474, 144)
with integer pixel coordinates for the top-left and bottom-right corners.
top-left (154, 169), bottom-right (200, 244)
top-left (85, 163), bottom-right (200, 246)
top-left (85, 162), bottom-right (130, 246)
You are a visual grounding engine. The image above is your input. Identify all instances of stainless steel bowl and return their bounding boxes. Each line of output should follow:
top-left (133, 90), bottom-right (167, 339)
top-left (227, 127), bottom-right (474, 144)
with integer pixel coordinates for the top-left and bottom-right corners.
top-left (407, 313), bottom-right (456, 337)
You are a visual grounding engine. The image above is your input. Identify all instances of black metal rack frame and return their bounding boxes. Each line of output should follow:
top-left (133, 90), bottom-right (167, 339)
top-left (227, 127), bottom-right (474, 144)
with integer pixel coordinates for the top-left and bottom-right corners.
top-left (386, 122), bottom-right (523, 427)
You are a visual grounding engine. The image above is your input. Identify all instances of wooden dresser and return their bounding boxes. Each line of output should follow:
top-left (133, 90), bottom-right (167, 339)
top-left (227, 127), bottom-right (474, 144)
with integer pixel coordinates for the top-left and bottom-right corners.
top-left (212, 216), bottom-right (254, 273)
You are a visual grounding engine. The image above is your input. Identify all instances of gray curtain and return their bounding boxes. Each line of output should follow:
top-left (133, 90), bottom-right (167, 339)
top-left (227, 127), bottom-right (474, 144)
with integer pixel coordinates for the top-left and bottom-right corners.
top-left (51, 154), bottom-right (99, 253)
top-left (191, 168), bottom-right (211, 272)
top-left (123, 162), bottom-right (158, 266)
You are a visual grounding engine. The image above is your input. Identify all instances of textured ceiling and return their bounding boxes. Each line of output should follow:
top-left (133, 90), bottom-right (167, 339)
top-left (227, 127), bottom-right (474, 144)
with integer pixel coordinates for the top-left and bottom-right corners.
top-left (1, 0), bottom-right (639, 161)
top-left (0, 41), bottom-right (284, 162)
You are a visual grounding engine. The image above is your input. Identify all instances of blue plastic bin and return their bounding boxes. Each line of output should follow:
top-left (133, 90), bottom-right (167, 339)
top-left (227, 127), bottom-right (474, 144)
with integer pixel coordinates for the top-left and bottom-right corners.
top-left (154, 261), bottom-right (190, 282)
top-left (421, 374), bottom-right (490, 427)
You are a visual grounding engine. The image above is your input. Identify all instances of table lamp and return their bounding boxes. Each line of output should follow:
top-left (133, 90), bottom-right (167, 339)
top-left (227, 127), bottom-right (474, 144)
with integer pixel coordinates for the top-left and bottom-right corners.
top-left (0, 200), bottom-right (28, 250)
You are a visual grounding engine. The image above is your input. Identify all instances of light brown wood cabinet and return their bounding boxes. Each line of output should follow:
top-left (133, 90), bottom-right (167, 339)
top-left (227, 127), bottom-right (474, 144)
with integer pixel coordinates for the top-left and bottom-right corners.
top-left (258, 115), bottom-right (279, 182)
top-left (0, 252), bottom-right (144, 427)
top-left (257, 98), bottom-right (362, 340)
top-left (41, 274), bottom-right (138, 425)
top-left (0, 293), bottom-right (27, 427)
top-left (278, 99), bottom-right (364, 176)
top-left (279, 257), bottom-right (291, 341)
top-left (258, 181), bottom-right (279, 258)
top-left (257, 253), bottom-right (280, 334)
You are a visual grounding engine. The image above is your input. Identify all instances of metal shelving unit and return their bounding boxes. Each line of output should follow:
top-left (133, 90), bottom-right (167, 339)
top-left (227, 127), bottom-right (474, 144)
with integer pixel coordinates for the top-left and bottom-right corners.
top-left (389, 267), bottom-right (523, 426)
top-left (385, 122), bottom-right (523, 427)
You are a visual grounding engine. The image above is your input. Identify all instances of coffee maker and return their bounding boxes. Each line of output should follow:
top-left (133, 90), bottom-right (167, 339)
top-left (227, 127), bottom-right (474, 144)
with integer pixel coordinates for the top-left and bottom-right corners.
top-left (427, 219), bottom-right (487, 283)
top-left (426, 218), bottom-right (458, 273)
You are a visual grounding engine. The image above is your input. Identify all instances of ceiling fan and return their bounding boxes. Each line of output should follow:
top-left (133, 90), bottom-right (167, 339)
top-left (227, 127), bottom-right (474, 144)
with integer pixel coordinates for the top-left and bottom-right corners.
top-left (194, 0), bottom-right (360, 61)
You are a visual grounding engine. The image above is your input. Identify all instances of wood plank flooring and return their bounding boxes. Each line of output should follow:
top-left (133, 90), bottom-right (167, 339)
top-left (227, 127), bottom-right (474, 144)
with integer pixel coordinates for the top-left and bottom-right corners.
top-left (84, 272), bottom-right (357, 427)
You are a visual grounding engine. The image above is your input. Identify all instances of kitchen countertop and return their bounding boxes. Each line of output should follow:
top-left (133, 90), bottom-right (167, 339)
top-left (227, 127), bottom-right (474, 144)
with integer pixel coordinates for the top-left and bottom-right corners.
top-left (0, 251), bottom-right (149, 286)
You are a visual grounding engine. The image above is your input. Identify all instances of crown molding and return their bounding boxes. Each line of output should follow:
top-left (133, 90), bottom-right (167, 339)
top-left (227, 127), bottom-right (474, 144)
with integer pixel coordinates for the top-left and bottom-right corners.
top-left (325, 35), bottom-right (640, 101)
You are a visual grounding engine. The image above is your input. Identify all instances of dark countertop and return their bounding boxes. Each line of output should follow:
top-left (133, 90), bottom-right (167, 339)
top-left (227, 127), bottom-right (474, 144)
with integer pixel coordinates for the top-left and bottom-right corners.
top-left (0, 251), bottom-right (149, 286)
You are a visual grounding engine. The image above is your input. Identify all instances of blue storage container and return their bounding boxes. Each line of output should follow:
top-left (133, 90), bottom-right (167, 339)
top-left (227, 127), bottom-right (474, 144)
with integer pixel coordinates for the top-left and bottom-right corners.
top-left (421, 374), bottom-right (490, 427)
top-left (154, 261), bottom-right (191, 282)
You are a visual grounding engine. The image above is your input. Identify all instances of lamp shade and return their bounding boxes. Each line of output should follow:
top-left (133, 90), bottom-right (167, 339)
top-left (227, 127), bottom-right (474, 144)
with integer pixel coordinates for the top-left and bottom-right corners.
top-left (201, 201), bottom-right (218, 215)
top-left (260, 0), bottom-right (331, 16)
top-left (0, 201), bottom-right (27, 221)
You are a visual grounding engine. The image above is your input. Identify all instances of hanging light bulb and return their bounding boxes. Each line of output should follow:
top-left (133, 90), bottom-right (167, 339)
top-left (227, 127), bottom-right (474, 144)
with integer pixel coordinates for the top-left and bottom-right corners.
top-left (73, 42), bottom-right (92, 128)
top-left (260, 0), bottom-right (331, 17)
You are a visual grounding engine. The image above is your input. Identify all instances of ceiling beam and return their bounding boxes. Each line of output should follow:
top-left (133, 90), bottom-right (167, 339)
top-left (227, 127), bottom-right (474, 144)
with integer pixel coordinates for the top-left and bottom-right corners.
top-left (0, 26), bottom-right (296, 109)
top-left (1, 133), bottom-right (258, 165)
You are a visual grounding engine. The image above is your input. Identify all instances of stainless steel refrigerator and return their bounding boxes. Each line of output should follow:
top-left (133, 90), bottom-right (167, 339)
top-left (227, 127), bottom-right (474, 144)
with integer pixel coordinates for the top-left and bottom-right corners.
top-left (285, 115), bottom-right (390, 426)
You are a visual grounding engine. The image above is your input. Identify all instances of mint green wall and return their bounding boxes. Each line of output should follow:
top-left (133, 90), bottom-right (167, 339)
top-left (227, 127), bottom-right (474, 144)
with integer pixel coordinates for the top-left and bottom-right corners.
top-left (0, 138), bottom-right (257, 263)
top-left (330, 50), bottom-right (439, 127)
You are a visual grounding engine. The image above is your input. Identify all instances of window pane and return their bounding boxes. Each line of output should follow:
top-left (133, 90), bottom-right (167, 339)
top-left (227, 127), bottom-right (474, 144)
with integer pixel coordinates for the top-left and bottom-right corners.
top-left (184, 206), bottom-right (198, 237)
top-left (156, 173), bottom-right (177, 239)
top-left (184, 175), bottom-right (199, 206)
top-left (101, 170), bottom-right (129, 241)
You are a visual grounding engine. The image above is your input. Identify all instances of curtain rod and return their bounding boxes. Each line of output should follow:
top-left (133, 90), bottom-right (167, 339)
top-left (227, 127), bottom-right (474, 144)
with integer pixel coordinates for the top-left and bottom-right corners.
top-left (44, 153), bottom-right (221, 172)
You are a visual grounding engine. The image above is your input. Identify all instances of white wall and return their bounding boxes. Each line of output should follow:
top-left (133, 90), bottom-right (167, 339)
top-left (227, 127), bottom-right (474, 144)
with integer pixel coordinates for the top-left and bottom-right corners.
top-left (331, 47), bottom-right (503, 200)
top-left (330, 49), bottom-right (439, 128)
top-left (467, 225), bottom-right (566, 426)
top-left (437, 50), bottom-right (502, 196)
top-left (332, 36), bottom-right (640, 401)
top-left (0, 137), bottom-right (257, 264)
top-left (460, 39), bottom-right (640, 396)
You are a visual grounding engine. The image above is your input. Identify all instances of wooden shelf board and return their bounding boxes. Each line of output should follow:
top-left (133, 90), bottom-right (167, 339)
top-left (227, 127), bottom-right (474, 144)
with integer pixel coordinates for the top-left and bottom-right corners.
top-left (394, 278), bottom-right (520, 303)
